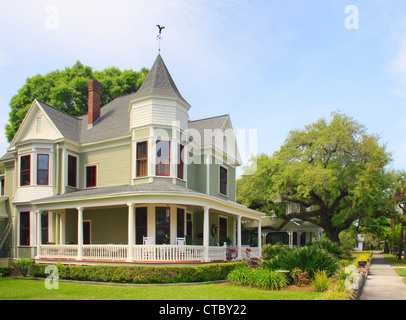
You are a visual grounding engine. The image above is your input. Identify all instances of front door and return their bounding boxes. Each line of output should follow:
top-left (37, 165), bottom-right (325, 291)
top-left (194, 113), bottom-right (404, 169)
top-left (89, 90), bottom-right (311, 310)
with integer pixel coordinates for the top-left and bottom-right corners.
top-left (83, 221), bottom-right (91, 244)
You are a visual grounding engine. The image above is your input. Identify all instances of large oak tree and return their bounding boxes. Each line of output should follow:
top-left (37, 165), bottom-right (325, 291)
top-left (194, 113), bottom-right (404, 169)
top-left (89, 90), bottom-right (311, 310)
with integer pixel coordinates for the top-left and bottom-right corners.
top-left (237, 112), bottom-right (394, 243)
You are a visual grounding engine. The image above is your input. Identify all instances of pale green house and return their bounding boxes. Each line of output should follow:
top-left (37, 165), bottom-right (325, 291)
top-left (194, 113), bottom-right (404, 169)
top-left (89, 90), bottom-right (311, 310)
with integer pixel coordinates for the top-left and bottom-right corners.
top-left (0, 54), bottom-right (264, 265)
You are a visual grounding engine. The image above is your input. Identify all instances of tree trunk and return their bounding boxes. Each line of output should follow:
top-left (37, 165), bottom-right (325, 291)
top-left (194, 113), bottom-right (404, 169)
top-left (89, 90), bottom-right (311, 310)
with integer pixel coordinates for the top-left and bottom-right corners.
top-left (323, 225), bottom-right (341, 244)
top-left (397, 224), bottom-right (404, 260)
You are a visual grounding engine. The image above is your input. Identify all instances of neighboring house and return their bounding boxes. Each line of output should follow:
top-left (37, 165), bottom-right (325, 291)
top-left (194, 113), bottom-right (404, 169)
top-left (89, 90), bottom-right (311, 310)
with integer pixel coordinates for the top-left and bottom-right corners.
top-left (0, 54), bottom-right (264, 264)
top-left (243, 204), bottom-right (324, 248)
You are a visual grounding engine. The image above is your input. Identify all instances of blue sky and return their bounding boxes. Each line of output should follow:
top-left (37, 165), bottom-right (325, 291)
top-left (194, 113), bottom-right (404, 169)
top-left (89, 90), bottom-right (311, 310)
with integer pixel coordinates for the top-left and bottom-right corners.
top-left (1, 0), bottom-right (406, 171)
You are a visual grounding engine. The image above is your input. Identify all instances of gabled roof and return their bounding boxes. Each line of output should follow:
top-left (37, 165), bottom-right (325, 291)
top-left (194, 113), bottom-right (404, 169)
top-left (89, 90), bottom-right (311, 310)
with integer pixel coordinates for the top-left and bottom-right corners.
top-left (36, 100), bottom-right (81, 142)
top-left (188, 114), bottom-right (230, 142)
top-left (132, 54), bottom-right (188, 105)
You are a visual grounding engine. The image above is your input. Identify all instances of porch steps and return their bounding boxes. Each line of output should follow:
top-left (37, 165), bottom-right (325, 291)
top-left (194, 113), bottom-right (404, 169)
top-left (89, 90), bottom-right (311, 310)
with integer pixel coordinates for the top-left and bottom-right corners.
top-left (0, 223), bottom-right (11, 251)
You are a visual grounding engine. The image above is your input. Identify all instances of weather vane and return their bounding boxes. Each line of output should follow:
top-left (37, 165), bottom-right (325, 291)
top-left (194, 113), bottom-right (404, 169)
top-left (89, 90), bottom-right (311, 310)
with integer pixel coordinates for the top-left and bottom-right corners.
top-left (156, 25), bottom-right (165, 53)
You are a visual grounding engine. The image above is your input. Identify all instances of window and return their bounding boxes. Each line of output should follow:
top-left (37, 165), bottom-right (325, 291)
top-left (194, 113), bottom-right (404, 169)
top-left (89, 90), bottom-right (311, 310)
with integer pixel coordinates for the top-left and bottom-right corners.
top-left (20, 155), bottom-right (31, 186)
top-left (135, 207), bottom-right (147, 244)
top-left (68, 155), bottom-right (77, 188)
top-left (37, 154), bottom-right (49, 185)
top-left (20, 212), bottom-right (30, 246)
top-left (177, 144), bottom-right (184, 180)
top-left (156, 140), bottom-right (170, 176)
top-left (177, 208), bottom-right (185, 238)
top-left (156, 207), bottom-right (170, 244)
top-left (41, 212), bottom-right (49, 244)
top-left (0, 177), bottom-right (4, 196)
top-left (136, 141), bottom-right (148, 177)
top-left (219, 166), bottom-right (228, 196)
top-left (86, 165), bottom-right (97, 188)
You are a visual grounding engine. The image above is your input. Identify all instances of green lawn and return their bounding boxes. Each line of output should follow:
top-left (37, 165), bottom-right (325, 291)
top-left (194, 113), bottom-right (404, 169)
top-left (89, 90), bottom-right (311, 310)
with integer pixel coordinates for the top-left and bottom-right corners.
top-left (382, 254), bottom-right (406, 266)
top-left (0, 278), bottom-right (322, 300)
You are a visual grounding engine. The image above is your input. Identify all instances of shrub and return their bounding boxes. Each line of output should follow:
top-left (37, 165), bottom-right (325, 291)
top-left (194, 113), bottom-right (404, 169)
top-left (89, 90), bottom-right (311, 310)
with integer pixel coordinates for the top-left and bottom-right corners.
top-left (311, 270), bottom-right (333, 292)
top-left (317, 279), bottom-right (354, 300)
top-left (263, 246), bottom-right (339, 277)
top-left (0, 266), bottom-right (14, 277)
top-left (29, 262), bottom-right (243, 284)
top-left (227, 265), bottom-right (288, 290)
top-left (14, 259), bottom-right (33, 277)
top-left (262, 243), bottom-right (283, 261)
top-left (311, 239), bottom-right (348, 260)
top-left (290, 267), bottom-right (310, 286)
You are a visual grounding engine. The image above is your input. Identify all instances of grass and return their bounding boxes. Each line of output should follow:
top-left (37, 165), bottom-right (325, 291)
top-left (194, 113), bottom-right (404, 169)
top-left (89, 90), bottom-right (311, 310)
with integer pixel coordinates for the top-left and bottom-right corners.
top-left (381, 254), bottom-right (406, 266)
top-left (0, 278), bottom-right (322, 300)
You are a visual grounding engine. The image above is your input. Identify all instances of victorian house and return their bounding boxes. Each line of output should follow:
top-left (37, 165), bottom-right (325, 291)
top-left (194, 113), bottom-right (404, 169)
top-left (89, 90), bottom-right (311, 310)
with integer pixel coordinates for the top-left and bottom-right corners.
top-left (0, 54), bottom-right (264, 264)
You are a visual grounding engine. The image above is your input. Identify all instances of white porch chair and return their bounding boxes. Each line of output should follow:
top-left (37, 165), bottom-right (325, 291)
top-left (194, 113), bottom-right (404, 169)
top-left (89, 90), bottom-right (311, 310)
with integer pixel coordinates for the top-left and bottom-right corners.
top-left (176, 237), bottom-right (186, 260)
top-left (176, 237), bottom-right (186, 246)
top-left (143, 236), bottom-right (155, 260)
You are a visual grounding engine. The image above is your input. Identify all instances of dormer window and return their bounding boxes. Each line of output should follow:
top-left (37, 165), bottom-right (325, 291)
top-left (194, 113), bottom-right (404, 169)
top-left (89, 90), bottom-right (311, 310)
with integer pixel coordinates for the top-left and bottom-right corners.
top-left (156, 140), bottom-right (170, 176)
top-left (20, 155), bottom-right (31, 186)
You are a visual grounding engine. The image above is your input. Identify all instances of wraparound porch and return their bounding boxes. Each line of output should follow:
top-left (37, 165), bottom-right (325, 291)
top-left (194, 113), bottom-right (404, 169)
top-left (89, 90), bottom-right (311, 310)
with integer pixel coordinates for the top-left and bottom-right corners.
top-left (25, 184), bottom-right (264, 264)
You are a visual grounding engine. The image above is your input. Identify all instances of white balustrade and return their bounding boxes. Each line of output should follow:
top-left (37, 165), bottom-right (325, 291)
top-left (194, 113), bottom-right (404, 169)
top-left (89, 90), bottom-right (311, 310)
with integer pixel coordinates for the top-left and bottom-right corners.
top-left (40, 245), bottom-right (78, 259)
top-left (39, 244), bottom-right (232, 262)
top-left (82, 245), bottom-right (128, 261)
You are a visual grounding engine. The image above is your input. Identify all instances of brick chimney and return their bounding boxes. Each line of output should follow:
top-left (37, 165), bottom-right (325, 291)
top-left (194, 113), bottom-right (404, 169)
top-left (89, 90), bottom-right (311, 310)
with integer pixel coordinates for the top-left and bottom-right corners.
top-left (87, 79), bottom-right (103, 128)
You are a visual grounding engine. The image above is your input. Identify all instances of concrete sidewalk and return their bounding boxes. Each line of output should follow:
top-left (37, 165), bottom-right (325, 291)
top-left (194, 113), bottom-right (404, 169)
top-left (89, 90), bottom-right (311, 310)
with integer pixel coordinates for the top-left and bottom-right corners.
top-left (359, 252), bottom-right (406, 300)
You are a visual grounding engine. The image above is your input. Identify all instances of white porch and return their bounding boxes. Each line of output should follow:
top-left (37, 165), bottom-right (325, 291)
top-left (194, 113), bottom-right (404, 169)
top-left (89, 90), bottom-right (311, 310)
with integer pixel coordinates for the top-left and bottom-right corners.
top-left (29, 200), bottom-right (263, 264)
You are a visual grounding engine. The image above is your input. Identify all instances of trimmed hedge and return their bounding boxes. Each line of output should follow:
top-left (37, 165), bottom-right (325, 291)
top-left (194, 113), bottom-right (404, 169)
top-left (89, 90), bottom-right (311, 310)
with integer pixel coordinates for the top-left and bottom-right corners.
top-left (29, 262), bottom-right (244, 284)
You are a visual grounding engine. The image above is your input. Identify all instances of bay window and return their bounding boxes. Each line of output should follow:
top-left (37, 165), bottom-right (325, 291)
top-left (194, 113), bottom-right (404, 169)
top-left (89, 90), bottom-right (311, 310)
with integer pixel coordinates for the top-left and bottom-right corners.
top-left (37, 154), bottom-right (49, 185)
top-left (20, 155), bottom-right (31, 186)
top-left (136, 141), bottom-right (148, 177)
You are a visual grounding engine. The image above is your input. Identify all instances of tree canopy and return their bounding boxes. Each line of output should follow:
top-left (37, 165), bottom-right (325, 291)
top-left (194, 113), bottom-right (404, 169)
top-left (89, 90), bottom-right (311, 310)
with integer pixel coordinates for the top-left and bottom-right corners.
top-left (5, 61), bottom-right (149, 142)
top-left (237, 112), bottom-right (395, 243)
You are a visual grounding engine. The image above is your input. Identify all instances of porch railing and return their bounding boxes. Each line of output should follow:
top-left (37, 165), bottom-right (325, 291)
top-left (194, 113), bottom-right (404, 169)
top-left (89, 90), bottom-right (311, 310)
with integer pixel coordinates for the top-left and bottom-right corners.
top-left (133, 245), bottom-right (206, 262)
top-left (40, 245), bottom-right (78, 259)
top-left (83, 245), bottom-right (128, 261)
top-left (39, 244), bottom-right (260, 263)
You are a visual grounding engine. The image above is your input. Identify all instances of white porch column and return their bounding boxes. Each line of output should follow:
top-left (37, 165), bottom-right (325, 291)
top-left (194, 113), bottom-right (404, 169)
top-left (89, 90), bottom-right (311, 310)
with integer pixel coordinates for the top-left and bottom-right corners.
top-left (77, 207), bottom-right (83, 260)
top-left (237, 215), bottom-right (242, 260)
top-left (203, 206), bottom-right (210, 262)
top-left (35, 210), bottom-right (41, 259)
top-left (297, 231), bottom-right (302, 247)
top-left (48, 212), bottom-right (54, 243)
top-left (127, 203), bottom-right (135, 262)
top-left (257, 219), bottom-right (262, 256)
top-left (59, 212), bottom-right (66, 245)
top-left (287, 230), bottom-right (293, 248)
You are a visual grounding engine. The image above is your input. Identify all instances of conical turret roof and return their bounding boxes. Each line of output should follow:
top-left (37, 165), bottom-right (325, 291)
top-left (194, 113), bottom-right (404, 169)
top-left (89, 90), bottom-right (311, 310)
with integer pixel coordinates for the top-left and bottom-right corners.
top-left (133, 54), bottom-right (188, 104)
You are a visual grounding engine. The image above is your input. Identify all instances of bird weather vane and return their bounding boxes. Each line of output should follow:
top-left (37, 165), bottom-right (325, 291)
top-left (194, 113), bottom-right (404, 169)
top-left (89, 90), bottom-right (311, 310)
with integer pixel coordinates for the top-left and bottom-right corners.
top-left (156, 25), bottom-right (165, 53)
